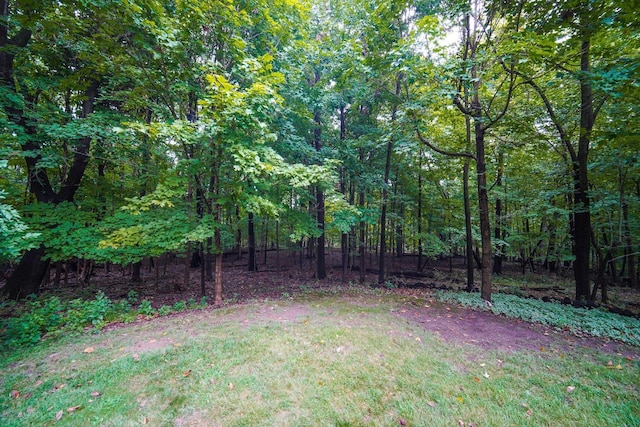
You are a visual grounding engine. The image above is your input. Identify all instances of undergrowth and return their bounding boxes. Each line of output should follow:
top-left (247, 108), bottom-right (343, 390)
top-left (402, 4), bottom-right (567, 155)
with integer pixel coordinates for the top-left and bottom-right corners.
top-left (0, 292), bottom-right (207, 350)
top-left (436, 291), bottom-right (640, 346)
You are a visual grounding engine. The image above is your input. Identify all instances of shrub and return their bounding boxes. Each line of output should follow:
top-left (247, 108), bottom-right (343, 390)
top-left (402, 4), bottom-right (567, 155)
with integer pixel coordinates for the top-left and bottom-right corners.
top-left (1, 292), bottom-right (119, 349)
top-left (137, 300), bottom-right (156, 317)
top-left (158, 305), bottom-right (172, 316)
top-left (172, 300), bottom-right (187, 312)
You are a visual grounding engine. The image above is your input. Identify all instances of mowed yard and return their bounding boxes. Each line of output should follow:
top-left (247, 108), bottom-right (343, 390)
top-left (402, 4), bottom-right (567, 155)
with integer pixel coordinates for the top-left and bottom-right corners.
top-left (1, 289), bottom-right (639, 426)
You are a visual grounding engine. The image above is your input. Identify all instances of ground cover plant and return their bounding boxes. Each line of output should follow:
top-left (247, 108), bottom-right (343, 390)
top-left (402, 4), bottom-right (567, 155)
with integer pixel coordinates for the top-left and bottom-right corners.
top-left (436, 291), bottom-right (640, 347)
top-left (1, 290), bottom-right (638, 426)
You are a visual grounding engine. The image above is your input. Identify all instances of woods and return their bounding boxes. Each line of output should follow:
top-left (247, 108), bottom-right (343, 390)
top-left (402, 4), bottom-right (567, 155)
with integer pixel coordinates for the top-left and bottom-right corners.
top-left (1, 0), bottom-right (639, 306)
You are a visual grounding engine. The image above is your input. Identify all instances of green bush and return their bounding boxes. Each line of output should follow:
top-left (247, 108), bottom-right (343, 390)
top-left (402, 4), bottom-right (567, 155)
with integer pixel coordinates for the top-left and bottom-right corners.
top-left (1, 292), bottom-right (115, 349)
top-left (0, 293), bottom-right (203, 350)
top-left (172, 300), bottom-right (187, 312)
top-left (158, 305), bottom-right (172, 316)
top-left (137, 299), bottom-right (156, 317)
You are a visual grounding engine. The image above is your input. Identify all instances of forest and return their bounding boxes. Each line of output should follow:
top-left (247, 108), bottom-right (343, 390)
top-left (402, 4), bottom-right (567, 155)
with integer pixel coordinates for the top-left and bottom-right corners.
top-left (1, 0), bottom-right (639, 309)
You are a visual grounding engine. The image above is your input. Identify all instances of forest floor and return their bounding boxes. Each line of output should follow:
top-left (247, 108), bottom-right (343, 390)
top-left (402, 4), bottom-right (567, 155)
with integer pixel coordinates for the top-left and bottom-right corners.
top-left (16, 249), bottom-right (640, 358)
top-left (2, 251), bottom-right (639, 426)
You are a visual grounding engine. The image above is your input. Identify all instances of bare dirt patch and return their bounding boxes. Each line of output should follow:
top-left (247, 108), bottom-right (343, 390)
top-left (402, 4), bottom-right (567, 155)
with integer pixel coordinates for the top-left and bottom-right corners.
top-left (395, 299), bottom-right (639, 359)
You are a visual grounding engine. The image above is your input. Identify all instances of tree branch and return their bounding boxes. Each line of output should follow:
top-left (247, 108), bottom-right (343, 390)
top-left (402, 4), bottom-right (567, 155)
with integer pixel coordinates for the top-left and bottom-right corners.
top-left (504, 62), bottom-right (577, 161)
top-left (415, 125), bottom-right (476, 161)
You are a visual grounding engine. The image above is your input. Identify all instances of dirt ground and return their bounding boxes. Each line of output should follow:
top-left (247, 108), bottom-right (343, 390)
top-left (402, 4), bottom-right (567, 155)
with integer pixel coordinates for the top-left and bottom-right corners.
top-left (4, 249), bottom-right (640, 358)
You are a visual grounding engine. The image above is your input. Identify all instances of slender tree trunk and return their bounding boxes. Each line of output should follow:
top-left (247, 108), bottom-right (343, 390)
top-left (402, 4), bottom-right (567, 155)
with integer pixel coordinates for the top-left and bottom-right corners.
top-left (378, 156), bottom-right (392, 284)
top-left (236, 207), bottom-right (242, 260)
top-left (358, 171), bottom-right (366, 284)
top-left (378, 73), bottom-right (402, 284)
top-left (339, 104), bottom-right (349, 282)
top-left (212, 141), bottom-right (223, 304)
top-left (275, 220), bottom-right (280, 272)
top-left (417, 169), bottom-right (423, 272)
top-left (314, 109), bottom-right (326, 280)
top-left (263, 217), bottom-right (269, 265)
top-left (316, 187), bottom-right (326, 279)
top-left (248, 211), bottom-right (256, 271)
top-left (463, 164), bottom-right (474, 291)
top-left (493, 151), bottom-right (504, 275)
top-left (623, 200), bottom-right (637, 288)
top-left (200, 243), bottom-right (206, 297)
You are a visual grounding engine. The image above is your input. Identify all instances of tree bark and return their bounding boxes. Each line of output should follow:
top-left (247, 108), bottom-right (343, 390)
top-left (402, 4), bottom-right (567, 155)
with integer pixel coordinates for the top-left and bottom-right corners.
top-left (463, 160), bottom-right (475, 291)
top-left (475, 124), bottom-right (493, 301)
top-left (623, 200), bottom-right (637, 288)
top-left (573, 38), bottom-right (594, 304)
top-left (358, 153), bottom-right (366, 284)
top-left (417, 169), bottom-right (424, 272)
top-left (248, 211), bottom-right (257, 271)
top-left (2, 246), bottom-right (48, 299)
top-left (493, 151), bottom-right (504, 275)
top-left (378, 73), bottom-right (402, 284)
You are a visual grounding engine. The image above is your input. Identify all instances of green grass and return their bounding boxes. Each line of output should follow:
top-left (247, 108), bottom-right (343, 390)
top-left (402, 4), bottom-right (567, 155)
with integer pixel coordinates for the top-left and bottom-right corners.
top-left (1, 292), bottom-right (639, 426)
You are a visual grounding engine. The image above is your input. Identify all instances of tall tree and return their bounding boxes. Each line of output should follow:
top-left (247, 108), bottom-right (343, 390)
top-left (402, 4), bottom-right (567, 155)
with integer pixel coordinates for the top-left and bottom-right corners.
top-left (506, 0), bottom-right (638, 303)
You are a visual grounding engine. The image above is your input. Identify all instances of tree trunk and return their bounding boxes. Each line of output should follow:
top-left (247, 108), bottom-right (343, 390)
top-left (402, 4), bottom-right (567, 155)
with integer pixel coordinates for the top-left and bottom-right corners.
top-left (316, 187), bottom-right (326, 279)
top-left (236, 207), bottom-right (242, 260)
top-left (248, 211), bottom-right (256, 271)
top-left (573, 38), bottom-right (594, 304)
top-left (378, 73), bottom-right (402, 284)
top-left (314, 108), bottom-right (326, 280)
top-left (475, 124), bottom-right (493, 301)
top-left (358, 175), bottom-right (366, 284)
top-left (131, 260), bottom-right (142, 282)
top-left (493, 151), bottom-right (504, 275)
top-left (2, 246), bottom-right (49, 299)
top-left (339, 104), bottom-right (349, 282)
top-left (623, 200), bottom-right (637, 288)
top-left (417, 169), bottom-right (423, 272)
top-left (463, 160), bottom-right (475, 291)
top-left (263, 218), bottom-right (269, 265)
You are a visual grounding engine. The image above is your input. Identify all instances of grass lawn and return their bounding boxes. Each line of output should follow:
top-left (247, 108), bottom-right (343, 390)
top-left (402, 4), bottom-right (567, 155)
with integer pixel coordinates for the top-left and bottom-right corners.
top-left (1, 290), bottom-right (639, 426)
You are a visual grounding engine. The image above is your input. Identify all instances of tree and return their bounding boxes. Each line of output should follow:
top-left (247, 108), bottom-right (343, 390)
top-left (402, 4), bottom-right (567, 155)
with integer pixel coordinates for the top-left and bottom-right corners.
top-left (505, 0), bottom-right (638, 303)
top-left (0, 1), bottom-right (122, 298)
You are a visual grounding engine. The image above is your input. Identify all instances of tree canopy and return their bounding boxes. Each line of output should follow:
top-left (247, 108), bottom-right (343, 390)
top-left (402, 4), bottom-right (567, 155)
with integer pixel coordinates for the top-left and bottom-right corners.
top-left (1, 0), bottom-right (638, 304)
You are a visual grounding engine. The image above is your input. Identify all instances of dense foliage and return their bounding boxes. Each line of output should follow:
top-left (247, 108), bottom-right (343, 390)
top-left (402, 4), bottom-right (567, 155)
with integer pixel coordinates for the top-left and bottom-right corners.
top-left (1, 0), bottom-right (638, 306)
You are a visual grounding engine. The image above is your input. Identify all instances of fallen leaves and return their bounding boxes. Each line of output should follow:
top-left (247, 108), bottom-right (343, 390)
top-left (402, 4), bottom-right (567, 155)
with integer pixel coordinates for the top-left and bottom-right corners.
top-left (606, 360), bottom-right (623, 370)
top-left (83, 347), bottom-right (95, 354)
top-left (10, 390), bottom-right (20, 399)
top-left (566, 385), bottom-right (575, 393)
top-left (55, 410), bottom-right (63, 421)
